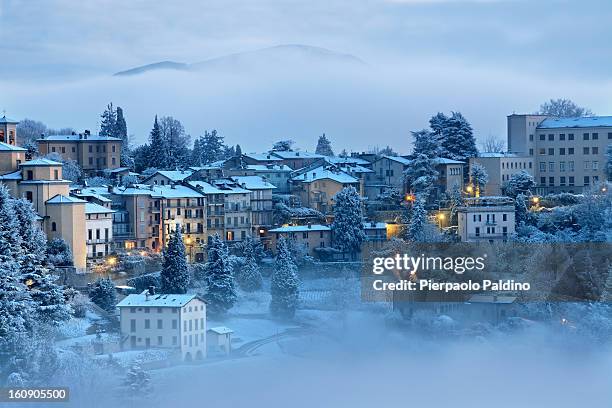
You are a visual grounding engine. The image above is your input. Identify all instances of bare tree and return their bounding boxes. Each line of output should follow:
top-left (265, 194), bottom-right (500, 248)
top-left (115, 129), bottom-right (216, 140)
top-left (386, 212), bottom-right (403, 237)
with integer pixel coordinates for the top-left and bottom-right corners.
top-left (538, 98), bottom-right (593, 118)
top-left (481, 134), bottom-right (505, 153)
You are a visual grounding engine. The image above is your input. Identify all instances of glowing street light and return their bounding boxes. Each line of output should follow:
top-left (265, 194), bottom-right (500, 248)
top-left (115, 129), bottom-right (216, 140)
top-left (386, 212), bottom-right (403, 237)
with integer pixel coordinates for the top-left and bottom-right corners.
top-left (405, 194), bottom-right (415, 202)
top-left (532, 196), bottom-right (540, 204)
top-left (107, 257), bottom-right (117, 266)
top-left (466, 185), bottom-right (474, 194)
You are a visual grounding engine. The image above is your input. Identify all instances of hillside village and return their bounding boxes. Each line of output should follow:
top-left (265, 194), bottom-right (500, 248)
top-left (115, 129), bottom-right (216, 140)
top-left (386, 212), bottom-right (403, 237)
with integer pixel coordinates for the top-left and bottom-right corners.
top-left (0, 100), bottom-right (611, 398)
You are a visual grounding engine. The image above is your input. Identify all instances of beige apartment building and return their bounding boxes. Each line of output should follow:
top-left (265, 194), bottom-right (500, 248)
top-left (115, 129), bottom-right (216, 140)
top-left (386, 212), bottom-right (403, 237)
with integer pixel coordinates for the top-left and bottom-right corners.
top-left (268, 224), bottom-right (332, 256)
top-left (508, 114), bottom-right (610, 193)
top-left (231, 176), bottom-right (276, 238)
top-left (433, 158), bottom-right (465, 198)
top-left (37, 131), bottom-right (122, 173)
top-left (469, 153), bottom-right (534, 196)
top-left (290, 165), bottom-right (359, 214)
top-left (85, 202), bottom-right (114, 260)
top-left (456, 197), bottom-right (515, 242)
top-left (117, 292), bottom-right (207, 361)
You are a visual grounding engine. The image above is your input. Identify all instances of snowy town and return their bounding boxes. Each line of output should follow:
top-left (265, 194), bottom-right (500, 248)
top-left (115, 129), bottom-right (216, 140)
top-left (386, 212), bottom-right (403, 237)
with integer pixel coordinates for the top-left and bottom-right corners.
top-left (0, 97), bottom-right (610, 403)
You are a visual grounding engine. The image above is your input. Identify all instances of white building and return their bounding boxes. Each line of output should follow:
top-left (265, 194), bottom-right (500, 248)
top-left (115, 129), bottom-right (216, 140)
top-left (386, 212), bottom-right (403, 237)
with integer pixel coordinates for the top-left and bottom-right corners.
top-left (117, 292), bottom-right (207, 361)
top-left (456, 197), bottom-right (516, 242)
top-left (85, 202), bottom-right (115, 260)
top-left (207, 326), bottom-right (233, 356)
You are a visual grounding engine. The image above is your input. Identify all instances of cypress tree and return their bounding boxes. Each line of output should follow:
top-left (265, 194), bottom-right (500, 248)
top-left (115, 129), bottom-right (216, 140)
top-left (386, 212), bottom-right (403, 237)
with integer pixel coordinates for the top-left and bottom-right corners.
top-left (203, 235), bottom-right (236, 315)
top-left (270, 237), bottom-right (299, 318)
top-left (148, 116), bottom-right (168, 169)
top-left (331, 187), bottom-right (366, 256)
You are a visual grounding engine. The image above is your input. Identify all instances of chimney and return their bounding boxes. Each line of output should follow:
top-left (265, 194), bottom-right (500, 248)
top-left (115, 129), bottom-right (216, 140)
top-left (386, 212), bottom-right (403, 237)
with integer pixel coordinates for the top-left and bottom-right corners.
top-left (40, 133), bottom-right (45, 139)
top-left (79, 133), bottom-right (83, 140)
top-left (307, 223), bottom-right (312, 229)
top-left (107, 185), bottom-right (113, 193)
top-left (148, 286), bottom-right (155, 296)
top-left (84, 129), bottom-right (91, 136)
top-left (71, 131), bottom-right (76, 135)
top-left (296, 152), bottom-right (300, 156)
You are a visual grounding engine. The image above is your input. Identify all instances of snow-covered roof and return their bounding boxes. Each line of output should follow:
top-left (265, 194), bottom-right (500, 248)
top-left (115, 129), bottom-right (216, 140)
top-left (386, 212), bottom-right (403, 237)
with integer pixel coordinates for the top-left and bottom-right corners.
top-left (20, 158), bottom-right (62, 166)
top-left (291, 166), bottom-right (359, 184)
top-left (246, 164), bottom-right (292, 172)
top-left (85, 202), bottom-right (115, 214)
top-left (537, 116), bottom-right (612, 129)
top-left (46, 194), bottom-right (87, 204)
top-left (107, 167), bottom-right (131, 173)
top-left (0, 115), bottom-right (19, 124)
top-left (0, 142), bottom-right (26, 152)
top-left (212, 181), bottom-right (251, 194)
top-left (477, 153), bottom-right (521, 158)
top-left (144, 170), bottom-right (193, 182)
top-left (117, 293), bottom-right (199, 308)
top-left (38, 134), bottom-right (122, 142)
top-left (338, 164), bottom-right (374, 173)
top-left (269, 225), bottom-right (331, 232)
top-left (433, 157), bottom-right (465, 164)
top-left (0, 170), bottom-right (22, 180)
top-left (270, 151), bottom-right (324, 159)
top-left (327, 156), bottom-right (371, 165)
top-left (232, 175), bottom-right (277, 190)
top-left (72, 190), bottom-right (112, 203)
top-left (242, 153), bottom-right (282, 162)
top-left (380, 155), bottom-right (411, 165)
top-left (363, 222), bottom-right (387, 229)
top-left (187, 180), bottom-right (225, 194)
top-left (208, 326), bottom-right (234, 335)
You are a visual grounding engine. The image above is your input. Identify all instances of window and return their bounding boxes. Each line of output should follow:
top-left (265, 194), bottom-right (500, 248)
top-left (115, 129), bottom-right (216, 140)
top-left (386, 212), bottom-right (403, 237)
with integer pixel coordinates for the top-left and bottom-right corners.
top-left (540, 177), bottom-right (546, 185)
top-left (144, 319), bottom-right (150, 329)
top-left (502, 214), bottom-right (507, 222)
top-left (539, 162), bottom-right (546, 172)
top-left (568, 133), bottom-right (574, 140)
top-left (584, 176), bottom-right (590, 185)
top-left (584, 161), bottom-right (590, 170)
top-left (173, 336), bottom-right (177, 345)
top-left (172, 319), bottom-right (177, 329)
top-left (26, 170), bottom-right (33, 180)
top-left (560, 162), bottom-right (565, 172)
top-left (144, 307), bottom-right (149, 313)
top-left (529, 148), bottom-right (534, 156)
top-left (475, 227), bottom-right (480, 237)
top-left (549, 162), bottom-right (554, 172)
top-left (559, 133), bottom-right (565, 141)
top-left (538, 148), bottom-right (546, 155)
top-left (539, 134), bottom-right (545, 141)
top-left (54, 169), bottom-right (59, 179)
top-left (130, 320), bottom-right (136, 332)
top-left (592, 133), bottom-right (598, 140)
top-left (592, 147), bottom-right (598, 154)
top-left (549, 177), bottom-right (554, 186)
top-left (560, 177), bottom-right (566, 186)
top-left (529, 134), bottom-right (534, 141)
top-left (158, 336), bottom-right (163, 346)
top-left (51, 222), bottom-right (57, 231)
top-left (569, 161), bottom-right (574, 172)
top-left (157, 319), bottom-right (163, 329)
top-left (609, 132), bottom-right (612, 140)
top-left (26, 191), bottom-right (33, 202)
top-left (569, 176), bottom-right (575, 186)
top-left (583, 147), bottom-right (589, 155)
top-left (548, 148), bottom-right (554, 155)
top-left (593, 161), bottom-right (599, 170)
top-left (89, 145), bottom-right (93, 153)
top-left (568, 148), bottom-right (574, 155)
top-left (548, 134), bottom-right (554, 141)
top-left (583, 133), bottom-right (589, 140)
top-left (559, 148), bottom-right (565, 155)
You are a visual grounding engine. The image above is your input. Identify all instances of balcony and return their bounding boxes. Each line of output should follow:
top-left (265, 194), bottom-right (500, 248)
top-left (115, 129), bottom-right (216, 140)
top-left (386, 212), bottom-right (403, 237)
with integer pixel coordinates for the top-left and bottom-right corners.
top-left (87, 238), bottom-right (111, 244)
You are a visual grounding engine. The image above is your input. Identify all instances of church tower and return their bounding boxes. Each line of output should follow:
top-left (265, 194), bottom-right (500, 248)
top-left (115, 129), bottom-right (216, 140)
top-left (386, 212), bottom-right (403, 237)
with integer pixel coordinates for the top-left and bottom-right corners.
top-left (0, 114), bottom-right (19, 146)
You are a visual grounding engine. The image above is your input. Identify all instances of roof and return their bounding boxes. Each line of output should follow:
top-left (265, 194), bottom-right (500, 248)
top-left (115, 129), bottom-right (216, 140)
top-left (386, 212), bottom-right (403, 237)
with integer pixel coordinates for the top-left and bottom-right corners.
top-left (245, 164), bottom-right (292, 172)
top-left (72, 190), bottom-right (112, 203)
top-left (187, 180), bottom-right (225, 194)
top-left (338, 164), bottom-right (374, 173)
top-left (208, 326), bottom-right (234, 335)
top-left (270, 150), bottom-right (324, 159)
top-left (20, 158), bottom-right (62, 166)
top-left (108, 167), bottom-right (131, 173)
top-left (37, 134), bottom-right (122, 142)
top-left (85, 202), bottom-right (115, 214)
top-left (380, 155), bottom-right (411, 165)
top-left (0, 170), bottom-right (22, 180)
top-left (116, 293), bottom-right (198, 308)
top-left (0, 115), bottom-right (19, 124)
top-left (269, 225), bottom-right (331, 232)
top-left (46, 194), bottom-right (87, 204)
top-left (115, 184), bottom-right (205, 199)
top-left (231, 175), bottom-right (277, 190)
top-left (537, 116), bottom-right (612, 129)
top-left (363, 222), bottom-right (387, 229)
top-left (242, 153), bottom-right (282, 162)
top-left (467, 294), bottom-right (517, 304)
top-left (433, 157), bottom-right (465, 164)
top-left (327, 156), bottom-right (371, 165)
top-left (144, 170), bottom-right (193, 182)
top-left (0, 142), bottom-right (26, 152)
top-left (291, 166), bottom-right (359, 184)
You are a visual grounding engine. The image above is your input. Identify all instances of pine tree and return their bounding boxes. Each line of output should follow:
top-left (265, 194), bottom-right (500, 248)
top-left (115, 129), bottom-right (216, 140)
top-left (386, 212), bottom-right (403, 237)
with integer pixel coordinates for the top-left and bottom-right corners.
top-left (403, 153), bottom-right (439, 198)
top-left (203, 235), bottom-right (236, 315)
top-left (201, 130), bottom-right (225, 164)
top-left (434, 112), bottom-right (478, 160)
top-left (46, 238), bottom-right (73, 267)
top-left (191, 137), bottom-right (203, 166)
top-left (515, 193), bottom-right (529, 227)
top-left (235, 144), bottom-right (242, 157)
top-left (406, 195), bottom-right (427, 242)
top-left (123, 360), bottom-right (152, 397)
top-left (99, 103), bottom-right (117, 138)
top-left (270, 237), bottom-right (299, 318)
top-left (411, 129), bottom-right (440, 159)
top-left (503, 170), bottom-right (535, 198)
top-left (237, 238), bottom-right (263, 292)
top-left (469, 162), bottom-right (489, 196)
top-left (148, 116), bottom-right (168, 169)
top-left (89, 277), bottom-right (117, 313)
top-left (161, 225), bottom-right (190, 294)
top-left (331, 187), bottom-right (366, 257)
top-left (315, 133), bottom-right (334, 156)
top-left (272, 140), bottom-right (294, 152)
top-left (115, 106), bottom-right (128, 142)
top-left (159, 116), bottom-right (191, 169)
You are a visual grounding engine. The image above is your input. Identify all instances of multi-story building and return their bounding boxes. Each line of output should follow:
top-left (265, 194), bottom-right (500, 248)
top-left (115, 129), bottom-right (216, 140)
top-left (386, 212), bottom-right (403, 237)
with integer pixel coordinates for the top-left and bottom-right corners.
top-left (84, 202), bottom-right (114, 260)
top-left (456, 197), bottom-right (515, 242)
top-left (269, 150), bottom-right (325, 170)
top-left (142, 170), bottom-right (193, 186)
top-left (187, 181), bottom-right (226, 244)
top-left (289, 165), bottom-right (359, 214)
top-left (468, 153), bottom-right (533, 196)
top-left (214, 181), bottom-right (252, 243)
top-left (433, 158), bottom-right (465, 199)
top-left (508, 114), bottom-right (610, 193)
top-left (226, 164), bottom-right (292, 193)
top-left (117, 291), bottom-right (206, 361)
top-left (231, 176), bottom-right (276, 239)
top-left (367, 155), bottom-right (412, 199)
top-left (37, 130), bottom-right (122, 173)
top-left (268, 224), bottom-right (332, 256)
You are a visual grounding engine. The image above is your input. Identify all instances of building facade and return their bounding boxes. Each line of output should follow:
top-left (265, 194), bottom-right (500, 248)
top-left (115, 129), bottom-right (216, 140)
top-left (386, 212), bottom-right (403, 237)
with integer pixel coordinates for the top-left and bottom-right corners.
top-left (456, 197), bottom-right (516, 242)
top-left (468, 153), bottom-right (533, 196)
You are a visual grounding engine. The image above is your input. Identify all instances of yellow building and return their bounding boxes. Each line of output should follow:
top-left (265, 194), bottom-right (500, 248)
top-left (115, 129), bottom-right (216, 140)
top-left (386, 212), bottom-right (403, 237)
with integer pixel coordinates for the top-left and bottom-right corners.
top-left (290, 165), bottom-right (360, 214)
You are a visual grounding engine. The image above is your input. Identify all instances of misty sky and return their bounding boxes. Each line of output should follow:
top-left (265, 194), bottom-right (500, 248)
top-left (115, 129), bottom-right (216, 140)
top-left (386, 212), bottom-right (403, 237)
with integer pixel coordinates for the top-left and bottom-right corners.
top-left (2, 0), bottom-right (612, 152)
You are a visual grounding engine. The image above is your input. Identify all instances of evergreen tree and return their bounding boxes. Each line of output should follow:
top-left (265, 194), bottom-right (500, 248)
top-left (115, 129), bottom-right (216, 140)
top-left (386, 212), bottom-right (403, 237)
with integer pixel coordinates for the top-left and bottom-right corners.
top-left (46, 238), bottom-right (73, 267)
top-left (411, 129), bottom-right (440, 159)
top-left (115, 107), bottom-right (133, 168)
top-left (272, 140), bottom-right (294, 152)
top-left (148, 116), bottom-right (168, 169)
top-left (203, 235), bottom-right (236, 314)
top-left (315, 133), bottom-right (334, 156)
top-left (191, 138), bottom-right (203, 166)
top-left (270, 237), bottom-right (299, 318)
top-left (201, 130), bottom-right (225, 164)
top-left (235, 144), bottom-right (242, 157)
top-left (469, 162), bottom-right (489, 196)
top-left (159, 116), bottom-right (191, 169)
top-left (515, 193), bottom-right (529, 227)
top-left (161, 225), bottom-right (190, 294)
top-left (434, 112), bottom-right (478, 160)
top-left (237, 238), bottom-right (263, 292)
top-left (606, 144), bottom-right (612, 181)
top-left (406, 195), bottom-right (427, 242)
top-left (331, 187), bottom-right (366, 257)
top-left (89, 277), bottom-right (117, 313)
top-left (503, 170), bottom-right (535, 198)
top-left (403, 153), bottom-right (439, 198)
top-left (600, 265), bottom-right (612, 302)
top-left (123, 360), bottom-right (152, 398)
top-left (99, 103), bottom-right (118, 139)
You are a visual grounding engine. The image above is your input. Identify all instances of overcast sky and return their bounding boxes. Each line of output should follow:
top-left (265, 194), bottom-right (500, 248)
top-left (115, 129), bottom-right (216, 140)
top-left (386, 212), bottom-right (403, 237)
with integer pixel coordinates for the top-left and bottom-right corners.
top-left (1, 0), bottom-right (611, 152)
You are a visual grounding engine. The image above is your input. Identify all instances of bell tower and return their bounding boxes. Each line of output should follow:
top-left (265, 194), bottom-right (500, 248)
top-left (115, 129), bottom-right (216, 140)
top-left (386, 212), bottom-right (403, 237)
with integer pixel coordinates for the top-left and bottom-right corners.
top-left (0, 113), bottom-right (19, 146)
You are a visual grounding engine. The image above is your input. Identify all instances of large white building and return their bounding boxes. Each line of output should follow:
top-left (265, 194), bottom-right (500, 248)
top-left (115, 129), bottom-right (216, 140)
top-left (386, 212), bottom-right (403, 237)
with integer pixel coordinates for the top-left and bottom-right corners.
top-left (117, 292), bottom-right (207, 361)
top-left (456, 197), bottom-right (516, 242)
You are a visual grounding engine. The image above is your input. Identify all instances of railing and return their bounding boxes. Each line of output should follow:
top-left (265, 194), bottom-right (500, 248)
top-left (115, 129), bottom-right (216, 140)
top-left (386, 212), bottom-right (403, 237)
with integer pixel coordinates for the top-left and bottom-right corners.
top-left (86, 239), bottom-right (111, 244)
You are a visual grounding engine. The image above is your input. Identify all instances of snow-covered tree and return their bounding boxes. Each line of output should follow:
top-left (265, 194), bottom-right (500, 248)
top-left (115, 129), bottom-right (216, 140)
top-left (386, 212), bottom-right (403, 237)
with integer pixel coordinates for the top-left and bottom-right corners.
top-left (115, 106), bottom-right (128, 142)
top-left (503, 170), bottom-right (535, 198)
top-left (159, 116), bottom-right (191, 168)
top-left (99, 103), bottom-right (117, 139)
top-left (447, 182), bottom-right (464, 219)
top-left (515, 193), bottom-right (529, 227)
top-left (161, 225), bottom-right (190, 294)
top-left (469, 162), bottom-right (489, 196)
top-left (16, 118), bottom-right (46, 148)
top-left (315, 133), bottom-right (334, 156)
top-left (46, 238), bottom-right (73, 267)
top-left (44, 152), bottom-right (82, 183)
top-left (203, 235), bottom-right (236, 314)
top-left (270, 237), bottom-right (299, 318)
top-left (331, 186), bottom-right (366, 257)
top-left (403, 153), bottom-right (439, 198)
top-left (191, 137), bottom-right (203, 166)
top-left (405, 195), bottom-right (427, 242)
top-left (411, 129), bottom-right (440, 159)
top-left (433, 112), bottom-right (478, 161)
top-left (235, 144), bottom-right (242, 156)
top-left (123, 360), bottom-right (152, 398)
top-left (606, 144), bottom-right (612, 181)
top-left (600, 265), bottom-right (612, 302)
top-left (538, 98), bottom-right (592, 118)
top-left (236, 238), bottom-right (263, 292)
top-left (89, 277), bottom-right (117, 313)
top-left (272, 140), bottom-right (294, 152)
top-left (199, 130), bottom-right (225, 165)
top-left (148, 116), bottom-right (168, 169)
